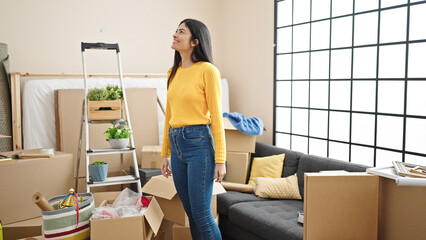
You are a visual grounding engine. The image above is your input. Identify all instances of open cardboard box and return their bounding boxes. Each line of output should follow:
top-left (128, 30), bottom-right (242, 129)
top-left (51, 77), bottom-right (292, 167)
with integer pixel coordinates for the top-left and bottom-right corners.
top-left (142, 175), bottom-right (226, 226)
top-left (90, 192), bottom-right (164, 240)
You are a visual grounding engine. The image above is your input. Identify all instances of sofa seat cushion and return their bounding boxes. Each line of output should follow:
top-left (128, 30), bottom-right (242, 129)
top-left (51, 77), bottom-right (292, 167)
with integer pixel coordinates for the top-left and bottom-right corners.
top-left (228, 199), bottom-right (303, 240)
top-left (217, 191), bottom-right (268, 216)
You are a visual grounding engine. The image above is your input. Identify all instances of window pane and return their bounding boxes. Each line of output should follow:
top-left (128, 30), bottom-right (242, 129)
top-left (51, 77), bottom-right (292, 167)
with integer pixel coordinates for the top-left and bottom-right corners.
top-left (331, 16), bottom-right (353, 48)
top-left (410, 3), bottom-right (426, 41)
top-left (309, 138), bottom-right (328, 157)
top-left (276, 27), bottom-right (292, 54)
top-left (378, 81), bottom-right (405, 114)
top-left (292, 109), bottom-right (309, 135)
top-left (276, 107), bottom-right (291, 133)
top-left (329, 111), bottom-right (350, 142)
top-left (352, 81), bottom-right (376, 112)
top-left (376, 149), bottom-right (402, 167)
top-left (310, 81), bottom-right (329, 109)
top-left (311, 20), bottom-right (330, 50)
top-left (276, 133), bottom-right (291, 149)
top-left (330, 81), bottom-right (351, 110)
top-left (405, 118), bottom-right (426, 155)
top-left (351, 145), bottom-right (374, 167)
top-left (292, 81), bottom-right (309, 107)
top-left (277, 0), bottom-right (292, 27)
top-left (293, 23), bottom-right (311, 52)
top-left (353, 46), bottom-right (377, 78)
top-left (381, 0), bottom-right (407, 8)
top-left (312, 0), bottom-right (330, 21)
top-left (332, 0), bottom-right (353, 17)
top-left (276, 81), bottom-right (291, 106)
top-left (276, 54), bottom-right (292, 80)
top-left (352, 113), bottom-right (375, 145)
top-left (293, 0), bottom-right (311, 24)
top-left (310, 50), bottom-right (330, 79)
top-left (380, 7), bottom-right (407, 43)
top-left (378, 44), bottom-right (406, 78)
top-left (329, 142), bottom-right (349, 162)
top-left (355, 0), bottom-right (379, 13)
top-left (354, 12), bottom-right (378, 46)
top-left (407, 81), bottom-right (426, 116)
top-left (405, 154), bottom-right (426, 166)
top-left (292, 135), bottom-right (308, 153)
top-left (293, 52), bottom-right (310, 80)
top-left (310, 110), bottom-right (329, 138)
top-left (377, 116), bottom-right (403, 150)
top-left (331, 49), bottom-right (352, 79)
top-left (408, 42), bottom-right (426, 78)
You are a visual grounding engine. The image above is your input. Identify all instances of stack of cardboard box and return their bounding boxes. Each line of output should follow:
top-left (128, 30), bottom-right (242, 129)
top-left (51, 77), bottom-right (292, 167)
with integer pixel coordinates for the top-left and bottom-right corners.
top-left (223, 118), bottom-right (257, 184)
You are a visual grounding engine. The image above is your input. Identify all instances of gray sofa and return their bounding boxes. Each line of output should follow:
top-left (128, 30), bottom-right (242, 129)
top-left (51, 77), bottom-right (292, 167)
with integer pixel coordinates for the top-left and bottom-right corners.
top-left (218, 142), bottom-right (370, 240)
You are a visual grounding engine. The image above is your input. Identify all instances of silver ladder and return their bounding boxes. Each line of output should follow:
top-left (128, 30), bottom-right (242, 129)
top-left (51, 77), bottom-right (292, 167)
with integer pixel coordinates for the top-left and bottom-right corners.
top-left (75, 42), bottom-right (141, 193)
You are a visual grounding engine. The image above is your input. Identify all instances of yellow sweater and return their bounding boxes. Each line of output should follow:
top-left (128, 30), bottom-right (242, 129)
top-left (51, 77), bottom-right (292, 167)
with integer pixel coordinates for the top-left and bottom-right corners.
top-left (161, 61), bottom-right (226, 163)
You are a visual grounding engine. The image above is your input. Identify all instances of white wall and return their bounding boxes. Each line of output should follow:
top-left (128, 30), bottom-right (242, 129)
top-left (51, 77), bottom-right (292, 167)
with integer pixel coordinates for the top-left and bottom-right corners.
top-left (0, 0), bottom-right (274, 144)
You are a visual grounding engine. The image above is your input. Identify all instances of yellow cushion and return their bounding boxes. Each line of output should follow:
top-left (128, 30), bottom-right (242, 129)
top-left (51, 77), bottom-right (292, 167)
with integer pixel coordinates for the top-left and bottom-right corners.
top-left (254, 173), bottom-right (302, 199)
top-left (247, 153), bottom-right (285, 186)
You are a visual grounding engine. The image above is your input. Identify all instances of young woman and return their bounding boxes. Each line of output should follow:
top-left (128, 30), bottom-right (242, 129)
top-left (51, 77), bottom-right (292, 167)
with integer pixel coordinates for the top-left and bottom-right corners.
top-left (160, 18), bottom-right (226, 240)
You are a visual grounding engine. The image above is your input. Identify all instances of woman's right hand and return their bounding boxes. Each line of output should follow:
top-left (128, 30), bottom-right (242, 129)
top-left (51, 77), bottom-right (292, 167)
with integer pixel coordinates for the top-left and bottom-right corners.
top-left (161, 157), bottom-right (172, 178)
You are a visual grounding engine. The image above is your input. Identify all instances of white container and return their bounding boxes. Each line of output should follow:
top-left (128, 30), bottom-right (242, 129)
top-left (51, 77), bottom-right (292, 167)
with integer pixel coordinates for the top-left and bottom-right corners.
top-left (108, 138), bottom-right (129, 149)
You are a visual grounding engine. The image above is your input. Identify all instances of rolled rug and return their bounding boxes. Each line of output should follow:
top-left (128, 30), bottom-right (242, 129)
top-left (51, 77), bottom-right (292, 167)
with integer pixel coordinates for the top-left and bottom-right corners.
top-left (220, 181), bottom-right (254, 193)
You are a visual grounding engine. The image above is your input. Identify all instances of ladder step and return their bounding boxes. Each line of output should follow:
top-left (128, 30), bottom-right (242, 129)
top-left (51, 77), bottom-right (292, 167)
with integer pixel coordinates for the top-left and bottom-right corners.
top-left (86, 119), bottom-right (128, 124)
top-left (87, 175), bottom-right (140, 187)
top-left (87, 147), bottom-right (135, 156)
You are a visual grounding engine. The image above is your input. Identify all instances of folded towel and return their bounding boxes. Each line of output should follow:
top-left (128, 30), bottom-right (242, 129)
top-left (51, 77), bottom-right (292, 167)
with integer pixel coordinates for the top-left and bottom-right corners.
top-left (223, 112), bottom-right (264, 136)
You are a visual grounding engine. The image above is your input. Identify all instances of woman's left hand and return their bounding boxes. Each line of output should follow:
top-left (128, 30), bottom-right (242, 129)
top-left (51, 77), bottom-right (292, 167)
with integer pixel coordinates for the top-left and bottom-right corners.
top-left (214, 163), bottom-right (226, 182)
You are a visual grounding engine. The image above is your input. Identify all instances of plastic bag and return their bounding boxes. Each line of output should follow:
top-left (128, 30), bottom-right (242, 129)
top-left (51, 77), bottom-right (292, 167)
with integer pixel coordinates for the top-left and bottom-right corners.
top-left (112, 188), bottom-right (141, 207)
top-left (92, 188), bottom-right (150, 220)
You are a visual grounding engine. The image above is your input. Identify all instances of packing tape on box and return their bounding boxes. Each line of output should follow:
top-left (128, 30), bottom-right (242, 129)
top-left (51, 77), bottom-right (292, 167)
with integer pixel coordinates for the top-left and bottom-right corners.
top-left (40, 148), bottom-right (54, 155)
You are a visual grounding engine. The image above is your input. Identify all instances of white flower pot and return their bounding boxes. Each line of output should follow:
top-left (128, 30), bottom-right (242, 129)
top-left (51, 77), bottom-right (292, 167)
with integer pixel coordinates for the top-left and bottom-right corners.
top-left (108, 138), bottom-right (129, 149)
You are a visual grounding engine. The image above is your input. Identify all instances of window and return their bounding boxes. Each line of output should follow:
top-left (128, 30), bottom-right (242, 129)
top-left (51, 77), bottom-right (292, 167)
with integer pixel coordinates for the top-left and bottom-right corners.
top-left (274, 0), bottom-right (426, 166)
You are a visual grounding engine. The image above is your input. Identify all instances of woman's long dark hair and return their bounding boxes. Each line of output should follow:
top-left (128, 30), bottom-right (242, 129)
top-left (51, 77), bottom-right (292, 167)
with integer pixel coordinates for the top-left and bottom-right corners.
top-left (167, 19), bottom-right (213, 88)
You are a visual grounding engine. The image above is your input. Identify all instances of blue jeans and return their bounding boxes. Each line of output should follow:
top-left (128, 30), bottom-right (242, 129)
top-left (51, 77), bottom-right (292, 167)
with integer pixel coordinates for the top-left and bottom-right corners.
top-left (169, 124), bottom-right (221, 240)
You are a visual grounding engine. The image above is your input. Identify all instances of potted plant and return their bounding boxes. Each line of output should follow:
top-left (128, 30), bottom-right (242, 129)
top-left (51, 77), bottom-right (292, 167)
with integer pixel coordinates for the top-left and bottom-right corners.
top-left (105, 122), bottom-right (133, 149)
top-left (89, 161), bottom-right (108, 182)
top-left (87, 85), bottom-right (123, 121)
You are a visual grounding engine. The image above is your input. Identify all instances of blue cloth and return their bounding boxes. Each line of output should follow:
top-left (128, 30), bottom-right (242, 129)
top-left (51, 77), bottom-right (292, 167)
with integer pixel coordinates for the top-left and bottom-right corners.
top-left (223, 112), bottom-right (264, 136)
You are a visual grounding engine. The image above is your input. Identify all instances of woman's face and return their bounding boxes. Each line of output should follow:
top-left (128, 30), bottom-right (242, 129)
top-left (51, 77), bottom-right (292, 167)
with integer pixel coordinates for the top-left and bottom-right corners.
top-left (172, 23), bottom-right (196, 52)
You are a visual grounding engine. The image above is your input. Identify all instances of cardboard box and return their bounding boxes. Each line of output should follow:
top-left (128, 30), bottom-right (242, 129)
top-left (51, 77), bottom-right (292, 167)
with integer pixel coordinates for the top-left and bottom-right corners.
top-left (171, 216), bottom-right (219, 240)
top-left (378, 177), bottom-right (426, 240)
top-left (0, 150), bottom-right (74, 225)
top-left (141, 145), bottom-right (163, 169)
top-left (303, 172), bottom-right (379, 240)
top-left (225, 152), bottom-right (251, 184)
top-left (2, 217), bottom-right (42, 240)
top-left (223, 118), bottom-right (256, 153)
top-left (90, 193), bottom-right (164, 240)
top-left (17, 236), bottom-right (44, 240)
top-left (142, 176), bottom-right (226, 226)
top-left (152, 220), bottom-right (173, 240)
top-left (55, 88), bottom-right (159, 192)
